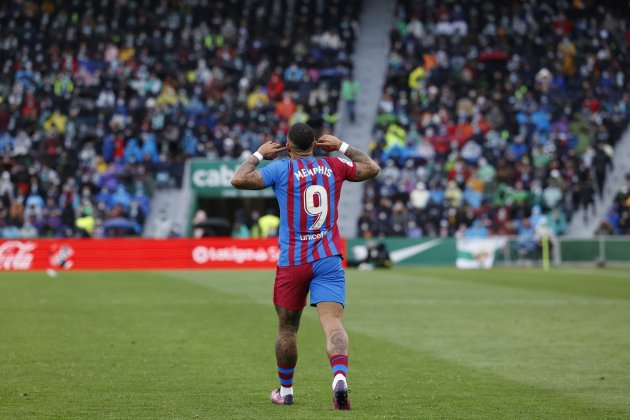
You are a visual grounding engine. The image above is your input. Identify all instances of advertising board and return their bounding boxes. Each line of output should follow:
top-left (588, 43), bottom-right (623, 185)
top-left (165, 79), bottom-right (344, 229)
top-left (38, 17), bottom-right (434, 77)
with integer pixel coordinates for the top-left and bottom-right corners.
top-left (0, 238), bottom-right (307, 271)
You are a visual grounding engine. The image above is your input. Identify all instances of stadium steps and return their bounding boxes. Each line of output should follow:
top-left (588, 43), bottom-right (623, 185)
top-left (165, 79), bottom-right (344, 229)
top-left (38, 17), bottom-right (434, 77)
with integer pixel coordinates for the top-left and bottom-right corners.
top-left (567, 124), bottom-right (630, 237)
top-left (334, 0), bottom-right (395, 238)
top-left (142, 188), bottom-right (186, 238)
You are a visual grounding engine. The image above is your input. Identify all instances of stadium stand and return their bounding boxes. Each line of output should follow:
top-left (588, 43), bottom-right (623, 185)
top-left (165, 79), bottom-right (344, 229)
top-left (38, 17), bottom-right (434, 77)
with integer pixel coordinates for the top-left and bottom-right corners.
top-left (597, 178), bottom-right (630, 235)
top-left (359, 0), bottom-right (630, 239)
top-left (0, 0), bottom-right (360, 238)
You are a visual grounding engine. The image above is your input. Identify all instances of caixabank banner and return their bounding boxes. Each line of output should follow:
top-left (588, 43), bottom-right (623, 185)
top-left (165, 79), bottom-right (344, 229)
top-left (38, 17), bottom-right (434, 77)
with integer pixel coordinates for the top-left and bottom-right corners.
top-left (0, 238), bottom-right (307, 271)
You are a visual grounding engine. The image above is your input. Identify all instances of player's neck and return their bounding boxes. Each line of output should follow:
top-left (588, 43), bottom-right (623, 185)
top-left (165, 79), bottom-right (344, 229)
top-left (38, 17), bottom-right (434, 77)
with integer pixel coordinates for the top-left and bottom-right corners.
top-left (289, 152), bottom-right (313, 159)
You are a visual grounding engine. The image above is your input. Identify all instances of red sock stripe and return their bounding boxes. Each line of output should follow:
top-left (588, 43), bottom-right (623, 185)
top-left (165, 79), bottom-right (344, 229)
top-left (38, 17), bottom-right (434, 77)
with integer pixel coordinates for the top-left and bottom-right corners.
top-left (329, 355), bottom-right (348, 366)
top-left (277, 365), bottom-right (296, 370)
top-left (278, 372), bottom-right (293, 380)
top-left (333, 369), bottom-right (347, 377)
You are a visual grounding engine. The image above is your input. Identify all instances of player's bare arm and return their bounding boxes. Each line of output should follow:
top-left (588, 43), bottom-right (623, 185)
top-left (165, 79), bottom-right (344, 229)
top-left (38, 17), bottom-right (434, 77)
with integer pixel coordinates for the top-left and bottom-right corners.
top-left (317, 134), bottom-right (380, 181)
top-left (231, 141), bottom-right (286, 190)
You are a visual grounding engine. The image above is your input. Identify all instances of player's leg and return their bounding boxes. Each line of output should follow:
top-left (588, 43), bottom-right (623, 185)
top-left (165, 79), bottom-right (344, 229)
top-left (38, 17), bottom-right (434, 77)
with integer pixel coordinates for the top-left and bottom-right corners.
top-left (270, 264), bottom-right (312, 405)
top-left (310, 256), bottom-right (351, 410)
top-left (272, 305), bottom-right (301, 405)
top-left (317, 301), bottom-right (348, 354)
top-left (317, 302), bottom-right (350, 409)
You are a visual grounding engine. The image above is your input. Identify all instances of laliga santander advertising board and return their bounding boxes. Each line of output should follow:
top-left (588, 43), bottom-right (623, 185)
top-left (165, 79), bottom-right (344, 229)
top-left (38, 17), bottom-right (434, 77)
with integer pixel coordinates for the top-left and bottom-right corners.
top-left (0, 238), bottom-right (346, 271)
top-left (0, 239), bottom-right (280, 271)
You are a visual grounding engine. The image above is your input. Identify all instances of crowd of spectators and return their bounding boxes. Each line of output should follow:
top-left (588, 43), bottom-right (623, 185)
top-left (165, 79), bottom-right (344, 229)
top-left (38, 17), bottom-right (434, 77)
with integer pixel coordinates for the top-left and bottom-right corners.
top-left (359, 0), bottom-right (630, 239)
top-left (0, 0), bottom-right (360, 238)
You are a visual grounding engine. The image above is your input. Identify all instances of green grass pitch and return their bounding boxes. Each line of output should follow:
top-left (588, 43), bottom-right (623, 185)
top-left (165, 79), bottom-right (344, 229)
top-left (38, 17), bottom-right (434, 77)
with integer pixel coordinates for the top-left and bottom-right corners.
top-left (1, 267), bottom-right (629, 419)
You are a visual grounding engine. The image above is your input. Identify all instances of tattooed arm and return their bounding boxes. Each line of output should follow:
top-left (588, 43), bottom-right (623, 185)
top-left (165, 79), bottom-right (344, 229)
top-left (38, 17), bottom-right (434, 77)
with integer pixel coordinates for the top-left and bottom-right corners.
top-left (316, 135), bottom-right (380, 181)
top-left (231, 141), bottom-right (286, 190)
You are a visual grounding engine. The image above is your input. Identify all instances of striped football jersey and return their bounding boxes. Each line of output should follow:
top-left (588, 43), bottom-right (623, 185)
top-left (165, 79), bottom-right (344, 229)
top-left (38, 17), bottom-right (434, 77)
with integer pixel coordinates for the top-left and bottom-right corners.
top-left (259, 156), bottom-right (356, 266)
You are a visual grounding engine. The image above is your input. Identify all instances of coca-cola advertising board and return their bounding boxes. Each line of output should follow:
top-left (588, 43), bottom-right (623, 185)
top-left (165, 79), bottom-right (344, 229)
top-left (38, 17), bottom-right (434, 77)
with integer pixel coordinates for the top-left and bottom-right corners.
top-left (0, 238), bottom-right (346, 271)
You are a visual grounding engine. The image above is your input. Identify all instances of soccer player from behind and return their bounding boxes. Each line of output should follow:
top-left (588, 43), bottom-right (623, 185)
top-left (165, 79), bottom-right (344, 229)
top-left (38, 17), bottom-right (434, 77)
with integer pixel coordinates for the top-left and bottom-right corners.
top-left (231, 123), bottom-right (380, 410)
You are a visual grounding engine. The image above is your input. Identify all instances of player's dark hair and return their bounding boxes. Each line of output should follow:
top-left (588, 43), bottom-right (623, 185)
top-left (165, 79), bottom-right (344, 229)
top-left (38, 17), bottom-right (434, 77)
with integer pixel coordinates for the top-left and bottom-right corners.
top-left (288, 123), bottom-right (315, 151)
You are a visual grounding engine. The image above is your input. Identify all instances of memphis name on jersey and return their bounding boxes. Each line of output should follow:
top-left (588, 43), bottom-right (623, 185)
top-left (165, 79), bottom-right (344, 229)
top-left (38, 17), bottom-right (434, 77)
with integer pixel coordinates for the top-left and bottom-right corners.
top-left (260, 156), bottom-right (357, 267)
top-left (294, 165), bottom-right (333, 180)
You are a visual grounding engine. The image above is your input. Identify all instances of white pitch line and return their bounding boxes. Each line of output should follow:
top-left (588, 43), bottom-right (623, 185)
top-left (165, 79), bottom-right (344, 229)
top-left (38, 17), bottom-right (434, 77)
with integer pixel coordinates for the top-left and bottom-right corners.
top-left (554, 268), bottom-right (630, 279)
top-left (352, 298), bottom-right (628, 306)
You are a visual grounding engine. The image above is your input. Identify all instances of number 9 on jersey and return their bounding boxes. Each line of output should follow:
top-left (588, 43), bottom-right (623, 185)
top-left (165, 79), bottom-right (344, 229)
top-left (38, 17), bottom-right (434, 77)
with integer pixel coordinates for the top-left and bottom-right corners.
top-left (303, 185), bottom-right (328, 231)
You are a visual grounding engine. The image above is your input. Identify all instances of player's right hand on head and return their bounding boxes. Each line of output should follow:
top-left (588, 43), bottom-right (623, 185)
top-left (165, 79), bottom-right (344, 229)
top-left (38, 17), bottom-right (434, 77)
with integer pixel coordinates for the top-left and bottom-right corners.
top-left (257, 141), bottom-right (286, 160)
top-left (316, 134), bottom-right (342, 152)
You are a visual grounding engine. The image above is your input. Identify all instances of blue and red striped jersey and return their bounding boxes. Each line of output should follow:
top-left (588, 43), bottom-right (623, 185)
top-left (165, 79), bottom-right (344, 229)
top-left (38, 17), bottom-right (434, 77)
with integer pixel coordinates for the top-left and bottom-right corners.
top-left (260, 156), bottom-right (356, 266)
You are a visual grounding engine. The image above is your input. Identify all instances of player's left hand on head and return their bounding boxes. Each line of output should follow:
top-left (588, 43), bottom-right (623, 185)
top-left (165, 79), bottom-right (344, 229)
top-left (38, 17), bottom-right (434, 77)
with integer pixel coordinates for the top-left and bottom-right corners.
top-left (258, 141), bottom-right (286, 160)
top-left (316, 134), bottom-right (342, 152)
